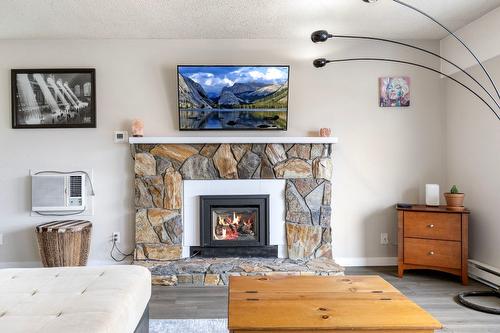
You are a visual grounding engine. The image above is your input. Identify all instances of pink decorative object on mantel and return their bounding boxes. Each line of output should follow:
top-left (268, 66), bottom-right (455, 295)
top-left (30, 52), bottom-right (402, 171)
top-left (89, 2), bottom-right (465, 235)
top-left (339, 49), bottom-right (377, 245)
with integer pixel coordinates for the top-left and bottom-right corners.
top-left (319, 128), bottom-right (331, 137)
top-left (131, 119), bottom-right (144, 137)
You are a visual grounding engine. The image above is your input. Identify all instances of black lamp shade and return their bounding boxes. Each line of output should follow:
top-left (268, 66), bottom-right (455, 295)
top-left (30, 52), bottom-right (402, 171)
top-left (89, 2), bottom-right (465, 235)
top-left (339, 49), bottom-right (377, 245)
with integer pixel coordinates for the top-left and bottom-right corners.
top-left (311, 30), bottom-right (331, 43)
top-left (313, 58), bottom-right (328, 68)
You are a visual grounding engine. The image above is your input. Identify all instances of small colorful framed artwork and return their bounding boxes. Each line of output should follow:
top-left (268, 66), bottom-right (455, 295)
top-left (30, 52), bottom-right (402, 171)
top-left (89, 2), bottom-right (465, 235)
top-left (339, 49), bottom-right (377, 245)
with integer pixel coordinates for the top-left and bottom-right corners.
top-left (379, 76), bottom-right (410, 107)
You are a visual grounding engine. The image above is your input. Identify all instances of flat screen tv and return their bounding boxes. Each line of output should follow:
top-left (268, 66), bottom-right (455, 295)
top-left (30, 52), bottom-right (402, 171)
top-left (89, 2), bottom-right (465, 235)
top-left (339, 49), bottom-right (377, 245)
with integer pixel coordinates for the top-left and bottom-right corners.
top-left (178, 65), bottom-right (289, 130)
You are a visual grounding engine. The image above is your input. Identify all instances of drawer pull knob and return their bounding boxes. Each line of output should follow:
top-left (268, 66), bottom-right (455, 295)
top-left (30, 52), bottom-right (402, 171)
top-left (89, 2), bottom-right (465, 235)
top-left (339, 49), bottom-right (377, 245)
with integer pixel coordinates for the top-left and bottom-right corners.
top-left (428, 224), bottom-right (435, 228)
top-left (428, 251), bottom-right (435, 256)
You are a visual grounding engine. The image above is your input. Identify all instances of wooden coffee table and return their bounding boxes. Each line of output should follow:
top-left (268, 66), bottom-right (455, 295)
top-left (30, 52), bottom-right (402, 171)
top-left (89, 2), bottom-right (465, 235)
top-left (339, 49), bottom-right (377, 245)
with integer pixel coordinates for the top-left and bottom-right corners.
top-left (228, 275), bottom-right (442, 332)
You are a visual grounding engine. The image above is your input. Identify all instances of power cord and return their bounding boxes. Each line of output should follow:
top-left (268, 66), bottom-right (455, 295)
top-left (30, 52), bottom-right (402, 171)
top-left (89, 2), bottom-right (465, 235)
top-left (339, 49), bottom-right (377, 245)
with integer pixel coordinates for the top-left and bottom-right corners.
top-left (110, 238), bottom-right (134, 262)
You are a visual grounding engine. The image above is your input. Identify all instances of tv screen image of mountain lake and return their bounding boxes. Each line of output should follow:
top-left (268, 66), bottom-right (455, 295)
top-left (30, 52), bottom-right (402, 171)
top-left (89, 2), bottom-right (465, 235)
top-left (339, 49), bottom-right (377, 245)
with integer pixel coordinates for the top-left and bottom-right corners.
top-left (178, 66), bottom-right (289, 130)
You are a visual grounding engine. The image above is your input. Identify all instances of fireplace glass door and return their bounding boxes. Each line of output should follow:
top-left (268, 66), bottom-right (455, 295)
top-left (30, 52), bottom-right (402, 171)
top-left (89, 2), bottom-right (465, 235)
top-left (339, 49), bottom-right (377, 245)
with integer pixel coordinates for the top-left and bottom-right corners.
top-left (199, 195), bottom-right (269, 249)
top-left (211, 207), bottom-right (259, 242)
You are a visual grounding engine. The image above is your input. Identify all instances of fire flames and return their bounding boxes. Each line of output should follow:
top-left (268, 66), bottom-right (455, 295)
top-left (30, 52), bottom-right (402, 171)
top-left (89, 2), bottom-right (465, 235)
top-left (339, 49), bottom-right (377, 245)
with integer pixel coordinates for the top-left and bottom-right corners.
top-left (213, 211), bottom-right (255, 240)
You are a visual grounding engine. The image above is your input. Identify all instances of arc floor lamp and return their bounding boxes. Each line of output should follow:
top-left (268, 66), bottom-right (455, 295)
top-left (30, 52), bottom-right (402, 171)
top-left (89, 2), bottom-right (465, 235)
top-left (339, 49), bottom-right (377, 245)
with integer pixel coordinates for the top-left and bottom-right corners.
top-left (312, 0), bottom-right (500, 121)
top-left (311, 0), bottom-right (500, 315)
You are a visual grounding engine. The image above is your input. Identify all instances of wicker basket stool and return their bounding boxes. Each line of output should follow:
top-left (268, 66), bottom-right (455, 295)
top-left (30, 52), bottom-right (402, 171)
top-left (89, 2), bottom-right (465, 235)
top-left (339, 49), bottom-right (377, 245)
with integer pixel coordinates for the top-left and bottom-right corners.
top-left (35, 220), bottom-right (92, 267)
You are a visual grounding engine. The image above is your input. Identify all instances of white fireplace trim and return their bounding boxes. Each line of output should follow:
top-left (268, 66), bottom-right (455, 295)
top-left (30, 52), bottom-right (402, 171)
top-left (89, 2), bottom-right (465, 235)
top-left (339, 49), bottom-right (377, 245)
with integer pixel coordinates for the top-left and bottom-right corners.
top-left (182, 179), bottom-right (287, 258)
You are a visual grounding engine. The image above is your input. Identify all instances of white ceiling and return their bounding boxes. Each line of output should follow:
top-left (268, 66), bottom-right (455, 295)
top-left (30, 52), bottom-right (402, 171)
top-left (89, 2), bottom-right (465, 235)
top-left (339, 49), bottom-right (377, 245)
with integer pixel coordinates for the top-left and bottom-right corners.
top-left (0, 0), bottom-right (499, 40)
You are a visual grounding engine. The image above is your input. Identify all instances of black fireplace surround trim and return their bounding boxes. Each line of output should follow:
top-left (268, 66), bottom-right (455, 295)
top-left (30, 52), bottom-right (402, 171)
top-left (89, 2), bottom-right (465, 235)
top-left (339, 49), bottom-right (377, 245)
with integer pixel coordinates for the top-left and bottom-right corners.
top-left (189, 245), bottom-right (278, 258)
top-left (193, 194), bottom-right (278, 258)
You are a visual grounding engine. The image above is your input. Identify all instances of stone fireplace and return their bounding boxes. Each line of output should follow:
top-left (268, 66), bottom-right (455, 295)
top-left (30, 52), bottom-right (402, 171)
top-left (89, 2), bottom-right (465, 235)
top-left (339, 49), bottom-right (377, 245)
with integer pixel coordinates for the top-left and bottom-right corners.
top-left (132, 138), bottom-right (343, 285)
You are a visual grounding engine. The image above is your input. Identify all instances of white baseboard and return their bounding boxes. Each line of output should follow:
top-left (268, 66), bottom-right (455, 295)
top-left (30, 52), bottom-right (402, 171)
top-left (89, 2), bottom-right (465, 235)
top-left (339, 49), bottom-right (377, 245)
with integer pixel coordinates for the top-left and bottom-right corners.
top-left (0, 260), bottom-right (128, 269)
top-left (336, 257), bottom-right (397, 267)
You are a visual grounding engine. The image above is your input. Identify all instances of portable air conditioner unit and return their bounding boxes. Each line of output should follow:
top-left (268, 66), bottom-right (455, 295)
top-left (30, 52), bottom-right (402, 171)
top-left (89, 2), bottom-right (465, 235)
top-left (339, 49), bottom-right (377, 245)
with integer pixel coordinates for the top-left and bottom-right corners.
top-left (32, 173), bottom-right (86, 212)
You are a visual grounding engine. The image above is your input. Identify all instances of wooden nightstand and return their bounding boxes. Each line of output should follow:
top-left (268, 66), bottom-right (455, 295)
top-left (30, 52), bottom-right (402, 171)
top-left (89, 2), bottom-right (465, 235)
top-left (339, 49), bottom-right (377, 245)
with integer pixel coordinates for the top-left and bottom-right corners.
top-left (397, 205), bottom-right (469, 285)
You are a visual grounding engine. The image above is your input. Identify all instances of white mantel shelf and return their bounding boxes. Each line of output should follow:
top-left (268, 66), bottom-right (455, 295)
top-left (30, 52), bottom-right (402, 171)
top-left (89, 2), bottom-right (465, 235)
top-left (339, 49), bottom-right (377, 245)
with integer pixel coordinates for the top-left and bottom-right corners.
top-left (129, 136), bottom-right (338, 144)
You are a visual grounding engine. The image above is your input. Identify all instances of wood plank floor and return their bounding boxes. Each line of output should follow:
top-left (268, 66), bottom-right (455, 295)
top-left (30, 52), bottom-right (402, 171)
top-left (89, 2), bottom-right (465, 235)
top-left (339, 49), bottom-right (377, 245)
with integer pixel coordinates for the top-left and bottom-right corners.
top-left (150, 266), bottom-right (500, 332)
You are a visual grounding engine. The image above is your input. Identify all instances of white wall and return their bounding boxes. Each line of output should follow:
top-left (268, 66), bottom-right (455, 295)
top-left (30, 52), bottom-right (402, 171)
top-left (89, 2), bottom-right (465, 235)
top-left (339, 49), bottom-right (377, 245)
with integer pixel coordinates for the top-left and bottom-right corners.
top-left (444, 57), bottom-right (500, 270)
top-left (0, 39), bottom-right (445, 266)
top-left (440, 6), bottom-right (500, 75)
top-left (441, 8), bottom-right (500, 271)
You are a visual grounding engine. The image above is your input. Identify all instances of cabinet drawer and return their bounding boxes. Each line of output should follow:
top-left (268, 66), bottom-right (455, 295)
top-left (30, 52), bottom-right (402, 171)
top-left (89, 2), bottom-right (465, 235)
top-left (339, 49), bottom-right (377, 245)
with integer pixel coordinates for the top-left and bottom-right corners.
top-left (404, 238), bottom-right (461, 269)
top-left (404, 212), bottom-right (461, 241)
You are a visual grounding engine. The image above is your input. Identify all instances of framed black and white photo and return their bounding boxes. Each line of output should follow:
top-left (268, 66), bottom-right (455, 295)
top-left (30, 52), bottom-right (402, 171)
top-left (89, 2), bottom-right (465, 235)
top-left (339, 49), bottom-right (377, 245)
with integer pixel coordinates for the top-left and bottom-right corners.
top-left (11, 69), bottom-right (96, 128)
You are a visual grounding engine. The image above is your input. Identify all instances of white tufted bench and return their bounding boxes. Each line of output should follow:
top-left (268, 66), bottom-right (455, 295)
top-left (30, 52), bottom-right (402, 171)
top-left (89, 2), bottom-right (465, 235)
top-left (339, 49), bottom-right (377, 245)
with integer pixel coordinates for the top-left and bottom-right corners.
top-left (0, 265), bottom-right (151, 333)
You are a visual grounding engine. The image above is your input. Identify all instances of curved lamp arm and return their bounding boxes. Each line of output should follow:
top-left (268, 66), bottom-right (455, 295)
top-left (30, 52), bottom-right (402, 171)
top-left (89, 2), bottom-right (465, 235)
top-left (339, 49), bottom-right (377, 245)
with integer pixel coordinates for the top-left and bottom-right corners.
top-left (311, 30), bottom-right (499, 109)
top-left (389, 0), bottom-right (499, 100)
top-left (313, 57), bottom-right (500, 121)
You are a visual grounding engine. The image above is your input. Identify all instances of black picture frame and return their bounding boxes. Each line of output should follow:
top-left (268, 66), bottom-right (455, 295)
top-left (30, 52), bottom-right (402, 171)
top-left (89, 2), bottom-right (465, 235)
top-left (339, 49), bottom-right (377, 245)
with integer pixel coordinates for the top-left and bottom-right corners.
top-left (11, 68), bottom-right (96, 129)
top-left (177, 65), bottom-right (289, 131)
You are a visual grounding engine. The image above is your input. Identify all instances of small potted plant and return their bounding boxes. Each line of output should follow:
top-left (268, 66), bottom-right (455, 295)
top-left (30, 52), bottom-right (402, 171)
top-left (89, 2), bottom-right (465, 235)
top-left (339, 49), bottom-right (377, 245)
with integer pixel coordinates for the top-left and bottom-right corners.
top-left (444, 185), bottom-right (465, 211)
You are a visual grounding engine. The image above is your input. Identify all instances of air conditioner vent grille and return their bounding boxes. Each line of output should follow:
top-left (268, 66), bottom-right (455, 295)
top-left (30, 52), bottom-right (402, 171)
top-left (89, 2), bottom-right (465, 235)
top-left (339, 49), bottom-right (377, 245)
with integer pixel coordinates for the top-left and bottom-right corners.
top-left (69, 176), bottom-right (83, 197)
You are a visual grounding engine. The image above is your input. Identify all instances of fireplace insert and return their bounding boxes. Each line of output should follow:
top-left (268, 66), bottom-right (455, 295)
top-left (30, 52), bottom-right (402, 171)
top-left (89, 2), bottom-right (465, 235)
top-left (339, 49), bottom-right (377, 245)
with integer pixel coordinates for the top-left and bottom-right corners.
top-left (190, 195), bottom-right (278, 257)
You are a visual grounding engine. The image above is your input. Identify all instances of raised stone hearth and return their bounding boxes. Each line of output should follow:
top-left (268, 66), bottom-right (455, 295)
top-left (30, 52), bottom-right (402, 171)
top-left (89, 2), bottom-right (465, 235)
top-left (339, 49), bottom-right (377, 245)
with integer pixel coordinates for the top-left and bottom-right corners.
top-left (136, 257), bottom-right (344, 286)
top-left (131, 139), bottom-right (340, 285)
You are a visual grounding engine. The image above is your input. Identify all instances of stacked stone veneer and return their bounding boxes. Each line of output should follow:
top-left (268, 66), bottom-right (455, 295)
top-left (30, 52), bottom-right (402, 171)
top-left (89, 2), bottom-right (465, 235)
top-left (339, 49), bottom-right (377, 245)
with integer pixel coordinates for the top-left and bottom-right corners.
top-left (133, 142), bottom-right (340, 285)
top-left (141, 257), bottom-right (343, 286)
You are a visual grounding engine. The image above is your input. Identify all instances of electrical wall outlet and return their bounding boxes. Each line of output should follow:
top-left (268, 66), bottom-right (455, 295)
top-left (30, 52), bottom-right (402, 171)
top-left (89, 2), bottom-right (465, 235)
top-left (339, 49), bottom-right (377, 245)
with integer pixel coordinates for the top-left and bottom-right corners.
top-left (112, 232), bottom-right (120, 243)
top-left (380, 232), bottom-right (389, 245)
